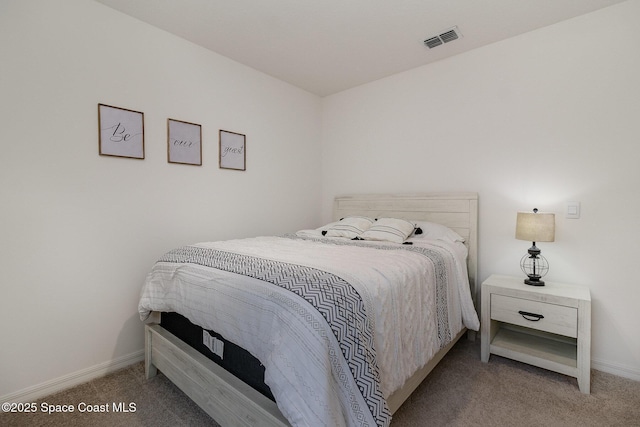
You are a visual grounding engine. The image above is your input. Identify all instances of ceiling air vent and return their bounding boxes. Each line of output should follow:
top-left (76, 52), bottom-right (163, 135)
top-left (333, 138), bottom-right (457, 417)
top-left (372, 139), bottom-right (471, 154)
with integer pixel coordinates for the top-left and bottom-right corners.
top-left (424, 36), bottom-right (443, 49)
top-left (424, 26), bottom-right (462, 49)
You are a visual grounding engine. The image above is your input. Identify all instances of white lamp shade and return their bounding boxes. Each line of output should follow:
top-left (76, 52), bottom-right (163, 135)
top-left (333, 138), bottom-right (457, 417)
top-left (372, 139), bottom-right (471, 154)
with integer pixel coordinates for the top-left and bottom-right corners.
top-left (515, 212), bottom-right (555, 242)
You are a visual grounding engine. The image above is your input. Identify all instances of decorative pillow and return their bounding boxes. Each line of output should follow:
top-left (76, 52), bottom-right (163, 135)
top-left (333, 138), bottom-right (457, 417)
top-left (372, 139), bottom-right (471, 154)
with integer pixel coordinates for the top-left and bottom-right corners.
top-left (360, 217), bottom-right (416, 244)
top-left (409, 221), bottom-right (465, 243)
top-left (295, 229), bottom-right (323, 238)
top-left (316, 221), bottom-right (341, 232)
top-left (294, 221), bottom-right (342, 238)
top-left (324, 216), bottom-right (374, 239)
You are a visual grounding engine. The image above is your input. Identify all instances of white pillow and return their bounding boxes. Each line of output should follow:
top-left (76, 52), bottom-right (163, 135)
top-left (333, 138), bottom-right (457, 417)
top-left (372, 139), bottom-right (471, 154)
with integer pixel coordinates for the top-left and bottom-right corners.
top-left (295, 229), bottom-right (323, 238)
top-left (360, 217), bottom-right (416, 244)
top-left (315, 221), bottom-right (341, 232)
top-left (324, 216), bottom-right (374, 239)
top-left (409, 221), bottom-right (465, 243)
top-left (295, 221), bottom-right (341, 238)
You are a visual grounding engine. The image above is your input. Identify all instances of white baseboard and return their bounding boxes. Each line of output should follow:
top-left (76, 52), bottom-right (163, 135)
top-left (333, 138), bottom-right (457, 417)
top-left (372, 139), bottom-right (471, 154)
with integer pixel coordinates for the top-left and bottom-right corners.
top-left (2, 349), bottom-right (637, 404)
top-left (0, 349), bottom-right (144, 404)
top-left (592, 357), bottom-right (640, 382)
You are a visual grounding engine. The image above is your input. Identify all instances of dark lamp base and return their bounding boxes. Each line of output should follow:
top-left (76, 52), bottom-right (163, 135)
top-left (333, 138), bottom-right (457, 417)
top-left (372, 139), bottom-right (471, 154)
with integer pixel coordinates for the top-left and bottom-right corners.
top-left (524, 277), bottom-right (545, 286)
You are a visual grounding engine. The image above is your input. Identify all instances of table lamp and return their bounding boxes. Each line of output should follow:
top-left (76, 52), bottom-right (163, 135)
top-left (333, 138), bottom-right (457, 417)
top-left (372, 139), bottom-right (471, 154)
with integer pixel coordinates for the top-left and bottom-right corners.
top-left (515, 208), bottom-right (555, 286)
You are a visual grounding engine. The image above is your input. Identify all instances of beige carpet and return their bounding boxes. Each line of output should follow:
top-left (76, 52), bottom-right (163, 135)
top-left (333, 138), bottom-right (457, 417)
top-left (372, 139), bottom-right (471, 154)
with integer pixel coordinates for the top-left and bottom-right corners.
top-left (2, 338), bottom-right (639, 426)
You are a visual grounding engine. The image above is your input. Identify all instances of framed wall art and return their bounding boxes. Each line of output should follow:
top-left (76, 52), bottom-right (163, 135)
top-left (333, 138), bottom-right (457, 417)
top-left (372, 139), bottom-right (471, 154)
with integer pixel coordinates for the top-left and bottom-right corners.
top-left (167, 118), bottom-right (202, 166)
top-left (219, 129), bottom-right (246, 171)
top-left (98, 103), bottom-right (145, 159)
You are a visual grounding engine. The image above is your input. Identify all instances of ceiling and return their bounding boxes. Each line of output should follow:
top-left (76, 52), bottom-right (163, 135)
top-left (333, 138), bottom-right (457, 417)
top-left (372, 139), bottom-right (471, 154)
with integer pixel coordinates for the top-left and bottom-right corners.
top-left (94, 0), bottom-right (626, 96)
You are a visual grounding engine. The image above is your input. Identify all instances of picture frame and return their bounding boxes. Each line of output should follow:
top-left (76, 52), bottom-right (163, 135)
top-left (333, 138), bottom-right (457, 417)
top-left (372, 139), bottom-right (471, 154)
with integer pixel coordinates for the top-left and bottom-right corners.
top-left (219, 130), bottom-right (246, 171)
top-left (98, 103), bottom-right (144, 159)
top-left (167, 118), bottom-right (202, 166)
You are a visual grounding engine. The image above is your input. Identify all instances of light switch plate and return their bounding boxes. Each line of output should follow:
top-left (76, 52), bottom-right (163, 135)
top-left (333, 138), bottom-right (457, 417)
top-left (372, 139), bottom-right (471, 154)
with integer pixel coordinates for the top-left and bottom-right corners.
top-left (567, 201), bottom-right (580, 219)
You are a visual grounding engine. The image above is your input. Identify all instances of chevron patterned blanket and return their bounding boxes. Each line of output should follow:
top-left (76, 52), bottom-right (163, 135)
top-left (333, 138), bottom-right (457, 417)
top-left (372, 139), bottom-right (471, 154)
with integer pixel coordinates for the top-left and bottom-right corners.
top-left (139, 235), bottom-right (479, 427)
top-left (158, 244), bottom-right (391, 426)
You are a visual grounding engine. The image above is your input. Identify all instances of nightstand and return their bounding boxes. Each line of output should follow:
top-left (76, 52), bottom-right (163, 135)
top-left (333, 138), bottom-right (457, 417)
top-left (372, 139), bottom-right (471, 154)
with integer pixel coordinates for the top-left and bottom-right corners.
top-left (481, 274), bottom-right (591, 393)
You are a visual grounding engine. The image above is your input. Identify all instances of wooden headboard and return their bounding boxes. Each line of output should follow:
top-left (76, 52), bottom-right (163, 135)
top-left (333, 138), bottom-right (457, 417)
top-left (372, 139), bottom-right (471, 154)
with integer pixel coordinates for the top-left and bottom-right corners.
top-left (333, 192), bottom-right (479, 302)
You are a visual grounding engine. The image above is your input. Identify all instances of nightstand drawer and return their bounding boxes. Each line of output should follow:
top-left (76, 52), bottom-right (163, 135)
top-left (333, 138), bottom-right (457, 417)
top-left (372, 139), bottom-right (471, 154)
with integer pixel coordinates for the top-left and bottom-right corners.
top-left (491, 294), bottom-right (578, 338)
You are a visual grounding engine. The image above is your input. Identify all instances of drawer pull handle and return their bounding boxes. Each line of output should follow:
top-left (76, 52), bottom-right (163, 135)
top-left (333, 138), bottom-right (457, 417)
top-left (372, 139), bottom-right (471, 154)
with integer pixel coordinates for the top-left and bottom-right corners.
top-left (518, 311), bottom-right (544, 321)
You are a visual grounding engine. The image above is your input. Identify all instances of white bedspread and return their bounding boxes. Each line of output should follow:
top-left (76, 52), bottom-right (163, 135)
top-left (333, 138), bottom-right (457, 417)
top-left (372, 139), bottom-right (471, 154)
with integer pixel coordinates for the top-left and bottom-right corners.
top-left (139, 235), bottom-right (479, 427)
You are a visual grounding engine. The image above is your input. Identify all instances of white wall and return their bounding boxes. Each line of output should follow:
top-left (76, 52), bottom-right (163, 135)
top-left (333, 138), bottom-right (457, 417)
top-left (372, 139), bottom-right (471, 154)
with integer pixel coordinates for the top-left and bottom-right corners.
top-left (322, 1), bottom-right (640, 379)
top-left (0, 0), bottom-right (321, 398)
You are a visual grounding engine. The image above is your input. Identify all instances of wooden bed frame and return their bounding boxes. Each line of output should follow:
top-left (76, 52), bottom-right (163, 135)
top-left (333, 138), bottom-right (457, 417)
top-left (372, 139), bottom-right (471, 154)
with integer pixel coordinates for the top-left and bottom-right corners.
top-left (145, 192), bottom-right (478, 426)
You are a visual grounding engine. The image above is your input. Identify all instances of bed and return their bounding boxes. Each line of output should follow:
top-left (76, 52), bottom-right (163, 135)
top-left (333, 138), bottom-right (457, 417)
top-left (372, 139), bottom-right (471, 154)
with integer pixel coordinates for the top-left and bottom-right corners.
top-left (139, 192), bottom-right (479, 426)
